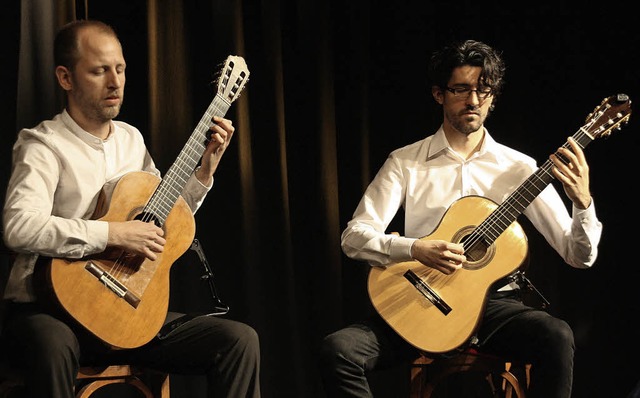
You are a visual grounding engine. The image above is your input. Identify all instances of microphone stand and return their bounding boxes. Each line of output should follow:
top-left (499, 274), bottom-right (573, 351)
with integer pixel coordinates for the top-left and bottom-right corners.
top-left (157, 238), bottom-right (230, 338)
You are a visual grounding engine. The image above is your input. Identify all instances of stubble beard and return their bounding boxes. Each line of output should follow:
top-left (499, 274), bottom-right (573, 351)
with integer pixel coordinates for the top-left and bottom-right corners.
top-left (447, 114), bottom-right (482, 135)
top-left (102, 103), bottom-right (121, 121)
top-left (88, 100), bottom-right (121, 124)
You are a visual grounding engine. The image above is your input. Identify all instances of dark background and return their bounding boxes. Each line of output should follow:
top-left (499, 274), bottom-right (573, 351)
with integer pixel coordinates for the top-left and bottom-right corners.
top-left (1, 1), bottom-right (639, 397)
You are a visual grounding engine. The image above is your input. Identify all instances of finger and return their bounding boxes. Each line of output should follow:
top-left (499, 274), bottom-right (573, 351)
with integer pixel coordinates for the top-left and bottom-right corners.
top-left (147, 239), bottom-right (164, 253)
top-left (207, 126), bottom-right (227, 143)
top-left (211, 116), bottom-right (234, 136)
top-left (439, 261), bottom-right (461, 274)
top-left (567, 137), bottom-right (586, 162)
top-left (554, 148), bottom-right (577, 170)
top-left (433, 263), bottom-right (455, 275)
top-left (144, 248), bottom-right (159, 261)
top-left (550, 153), bottom-right (573, 177)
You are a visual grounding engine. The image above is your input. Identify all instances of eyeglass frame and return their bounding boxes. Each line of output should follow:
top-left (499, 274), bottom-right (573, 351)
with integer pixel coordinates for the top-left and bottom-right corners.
top-left (444, 85), bottom-right (493, 101)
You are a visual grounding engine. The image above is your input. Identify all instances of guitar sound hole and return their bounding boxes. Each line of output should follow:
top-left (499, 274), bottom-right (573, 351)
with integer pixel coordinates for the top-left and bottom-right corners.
top-left (135, 211), bottom-right (161, 227)
top-left (455, 227), bottom-right (495, 271)
top-left (464, 238), bottom-right (488, 262)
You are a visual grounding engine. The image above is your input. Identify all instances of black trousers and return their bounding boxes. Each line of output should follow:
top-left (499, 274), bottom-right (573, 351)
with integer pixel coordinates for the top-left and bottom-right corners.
top-left (319, 293), bottom-right (575, 398)
top-left (2, 302), bottom-right (261, 398)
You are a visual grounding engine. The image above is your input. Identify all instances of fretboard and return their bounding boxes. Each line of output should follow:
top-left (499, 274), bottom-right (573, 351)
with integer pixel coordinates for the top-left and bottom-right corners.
top-left (144, 94), bottom-right (231, 225)
top-left (468, 127), bottom-right (594, 248)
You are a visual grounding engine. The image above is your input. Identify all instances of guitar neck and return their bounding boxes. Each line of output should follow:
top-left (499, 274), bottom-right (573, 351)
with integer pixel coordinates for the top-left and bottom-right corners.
top-left (145, 94), bottom-right (231, 226)
top-left (471, 127), bottom-right (596, 249)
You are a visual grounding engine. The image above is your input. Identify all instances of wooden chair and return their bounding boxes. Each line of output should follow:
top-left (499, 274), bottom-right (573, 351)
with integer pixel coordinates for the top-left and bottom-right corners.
top-left (0, 362), bottom-right (170, 397)
top-left (410, 348), bottom-right (530, 398)
top-left (76, 365), bottom-right (170, 398)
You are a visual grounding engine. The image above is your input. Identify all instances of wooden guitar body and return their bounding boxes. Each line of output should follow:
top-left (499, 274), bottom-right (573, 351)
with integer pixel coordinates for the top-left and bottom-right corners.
top-left (368, 195), bottom-right (527, 354)
top-left (41, 172), bottom-right (195, 349)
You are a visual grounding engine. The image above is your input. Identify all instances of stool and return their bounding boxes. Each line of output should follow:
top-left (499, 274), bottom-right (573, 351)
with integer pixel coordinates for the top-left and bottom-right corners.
top-left (410, 348), bottom-right (530, 398)
top-left (0, 362), bottom-right (170, 398)
top-left (76, 365), bottom-right (170, 398)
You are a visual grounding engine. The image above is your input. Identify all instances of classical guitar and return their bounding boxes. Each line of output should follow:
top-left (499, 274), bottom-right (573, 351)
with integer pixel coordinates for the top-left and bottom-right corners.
top-left (35, 55), bottom-right (250, 349)
top-left (367, 94), bottom-right (632, 354)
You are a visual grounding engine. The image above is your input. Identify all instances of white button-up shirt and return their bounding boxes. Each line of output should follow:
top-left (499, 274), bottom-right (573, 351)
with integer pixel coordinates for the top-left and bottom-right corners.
top-left (341, 126), bottom-right (602, 271)
top-left (3, 110), bottom-right (211, 302)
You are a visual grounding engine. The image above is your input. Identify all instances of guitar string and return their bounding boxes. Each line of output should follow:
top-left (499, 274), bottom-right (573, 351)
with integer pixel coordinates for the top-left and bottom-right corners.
top-left (461, 97), bottom-right (627, 258)
top-left (106, 96), bottom-right (230, 285)
top-left (460, 121), bottom-right (597, 261)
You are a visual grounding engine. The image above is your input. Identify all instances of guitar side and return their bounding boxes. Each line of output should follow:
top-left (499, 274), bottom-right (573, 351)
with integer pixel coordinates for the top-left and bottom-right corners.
top-left (367, 195), bottom-right (528, 354)
top-left (42, 171), bottom-right (196, 349)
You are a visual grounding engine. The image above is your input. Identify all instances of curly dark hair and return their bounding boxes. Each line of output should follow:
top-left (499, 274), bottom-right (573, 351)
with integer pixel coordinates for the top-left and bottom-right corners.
top-left (427, 39), bottom-right (506, 104)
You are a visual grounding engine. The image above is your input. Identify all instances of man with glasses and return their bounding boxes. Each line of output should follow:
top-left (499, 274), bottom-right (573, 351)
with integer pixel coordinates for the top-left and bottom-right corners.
top-left (320, 39), bottom-right (601, 398)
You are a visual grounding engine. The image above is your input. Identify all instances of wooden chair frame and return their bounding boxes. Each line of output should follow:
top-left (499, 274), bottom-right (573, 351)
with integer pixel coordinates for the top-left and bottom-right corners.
top-left (410, 350), bottom-right (530, 398)
top-left (0, 363), bottom-right (170, 398)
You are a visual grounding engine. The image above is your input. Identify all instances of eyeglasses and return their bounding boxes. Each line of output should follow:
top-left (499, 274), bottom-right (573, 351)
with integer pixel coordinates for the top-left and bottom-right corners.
top-left (444, 86), bottom-right (493, 101)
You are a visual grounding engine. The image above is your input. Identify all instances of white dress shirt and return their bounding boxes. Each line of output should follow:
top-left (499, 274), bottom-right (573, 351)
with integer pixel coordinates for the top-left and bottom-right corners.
top-left (341, 126), bottom-right (602, 273)
top-left (3, 110), bottom-right (211, 302)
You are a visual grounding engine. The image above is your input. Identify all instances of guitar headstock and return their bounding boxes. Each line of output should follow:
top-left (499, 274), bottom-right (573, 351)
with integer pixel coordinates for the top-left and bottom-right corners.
top-left (583, 94), bottom-right (632, 139)
top-left (216, 55), bottom-right (250, 104)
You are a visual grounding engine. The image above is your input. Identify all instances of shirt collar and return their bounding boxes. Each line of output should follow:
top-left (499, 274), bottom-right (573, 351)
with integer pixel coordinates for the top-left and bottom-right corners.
top-left (427, 125), bottom-right (500, 163)
top-left (60, 109), bottom-right (114, 146)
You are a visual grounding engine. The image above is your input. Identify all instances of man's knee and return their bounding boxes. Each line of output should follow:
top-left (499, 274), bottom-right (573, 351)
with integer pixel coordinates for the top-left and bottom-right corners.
top-left (546, 317), bottom-right (575, 353)
top-left (320, 332), bottom-right (353, 367)
top-left (238, 323), bottom-right (260, 354)
top-left (21, 314), bottom-right (80, 362)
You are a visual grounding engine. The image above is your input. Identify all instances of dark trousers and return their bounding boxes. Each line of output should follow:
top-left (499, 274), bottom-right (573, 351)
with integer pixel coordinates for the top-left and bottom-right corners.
top-left (2, 302), bottom-right (261, 398)
top-left (319, 295), bottom-right (575, 398)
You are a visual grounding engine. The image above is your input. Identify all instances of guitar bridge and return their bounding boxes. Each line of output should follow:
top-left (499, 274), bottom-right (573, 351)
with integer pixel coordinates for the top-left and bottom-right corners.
top-left (404, 269), bottom-right (451, 315)
top-left (85, 261), bottom-right (141, 309)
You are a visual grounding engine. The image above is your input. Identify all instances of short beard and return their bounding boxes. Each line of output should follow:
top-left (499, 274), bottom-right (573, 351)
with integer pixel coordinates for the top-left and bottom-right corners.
top-left (102, 104), bottom-right (121, 121)
top-left (447, 113), bottom-right (483, 135)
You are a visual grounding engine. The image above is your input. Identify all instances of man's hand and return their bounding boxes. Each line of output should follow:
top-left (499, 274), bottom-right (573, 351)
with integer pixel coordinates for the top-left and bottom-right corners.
top-left (196, 116), bottom-right (235, 186)
top-left (550, 136), bottom-right (592, 209)
top-left (108, 220), bottom-right (166, 260)
top-left (410, 239), bottom-right (466, 275)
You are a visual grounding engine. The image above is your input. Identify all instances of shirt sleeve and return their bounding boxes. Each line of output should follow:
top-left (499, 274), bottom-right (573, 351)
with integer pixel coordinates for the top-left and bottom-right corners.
top-left (341, 155), bottom-right (417, 267)
top-left (524, 184), bottom-right (602, 269)
top-left (180, 167), bottom-right (213, 213)
top-left (3, 138), bottom-right (109, 258)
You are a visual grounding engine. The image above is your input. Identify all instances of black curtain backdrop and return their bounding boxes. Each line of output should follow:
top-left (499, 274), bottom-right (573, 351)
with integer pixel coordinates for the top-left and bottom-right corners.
top-left (1, 1), bottom-right (639, 397)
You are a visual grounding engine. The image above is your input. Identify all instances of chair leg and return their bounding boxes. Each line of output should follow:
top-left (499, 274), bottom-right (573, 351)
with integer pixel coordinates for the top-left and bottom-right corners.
top-left (75, 378), bottom-right (154, 398)
top-left (410, 352), bottom-right (529, 398)
top-left (501, 368), bottom-right (526, 398)
top-left (1, 363), bottom-right (169, 398)
top-left (143, 370), bottom-right (170, 398)
top-left (75, 365), bottom-right (170, 398)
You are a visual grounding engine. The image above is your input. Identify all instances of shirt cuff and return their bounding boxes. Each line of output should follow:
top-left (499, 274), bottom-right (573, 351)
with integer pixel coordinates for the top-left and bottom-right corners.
top-left (389, 236), bottom-right (417, 263)
top-left (88, 220), bottom-right (110, 253)
top-left (572, 199), bottom-right (597, 225)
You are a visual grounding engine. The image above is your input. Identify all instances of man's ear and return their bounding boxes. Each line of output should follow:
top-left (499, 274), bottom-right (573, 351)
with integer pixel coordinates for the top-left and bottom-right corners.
top-left (432, 86), bottom-right (443, 105)
top-left (55, 66), bottom-right (72, 91)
